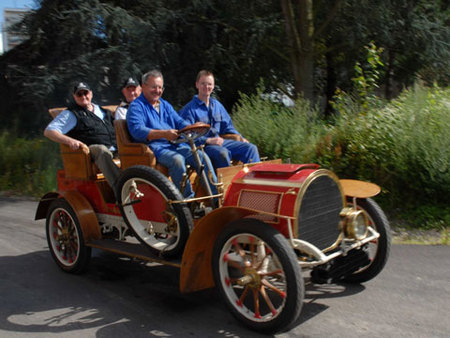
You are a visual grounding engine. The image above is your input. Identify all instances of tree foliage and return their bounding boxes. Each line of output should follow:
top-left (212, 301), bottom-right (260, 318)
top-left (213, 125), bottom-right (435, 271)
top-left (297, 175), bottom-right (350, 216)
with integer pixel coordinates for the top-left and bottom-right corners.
top-left (0, 0), bottom-right (448, 135)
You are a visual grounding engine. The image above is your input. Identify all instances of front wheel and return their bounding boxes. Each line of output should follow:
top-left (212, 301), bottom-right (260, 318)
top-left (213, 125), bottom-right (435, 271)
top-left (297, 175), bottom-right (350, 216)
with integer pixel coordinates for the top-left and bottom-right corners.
top-left (46, 198), bottom-right (91, 273)
top-left (343, 197), bottom-right (391, 283)
top-left (212, 219), bottom-right (304, 333)
top-left (117, 165), bottom-right (193, 258)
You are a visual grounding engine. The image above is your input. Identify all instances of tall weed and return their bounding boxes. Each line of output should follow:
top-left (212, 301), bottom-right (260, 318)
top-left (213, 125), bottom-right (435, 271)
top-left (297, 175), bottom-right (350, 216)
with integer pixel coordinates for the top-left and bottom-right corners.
top-left (233, 84), bottom-right (449, 227)
top-left (232, 86), bottom-right (325, 163)
top-left (0, 131), bottom-right (60, 197)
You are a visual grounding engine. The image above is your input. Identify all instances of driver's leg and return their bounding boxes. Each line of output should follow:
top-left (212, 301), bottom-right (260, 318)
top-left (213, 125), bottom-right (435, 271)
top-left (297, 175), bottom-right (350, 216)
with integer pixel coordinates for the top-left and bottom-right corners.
top-left (157, 148), bottom-right (194, 198)
top-left (179, 147), bottom-right (218, 194)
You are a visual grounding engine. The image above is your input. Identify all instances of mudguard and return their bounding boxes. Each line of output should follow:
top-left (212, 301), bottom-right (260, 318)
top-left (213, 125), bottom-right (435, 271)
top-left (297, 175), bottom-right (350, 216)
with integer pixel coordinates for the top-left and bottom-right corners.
top-left (35, 190), bottom-right (101, 242)
top-left (179, 206), bottom-right (258, 293)
top-left (340, 179), bottom-right (381, 198)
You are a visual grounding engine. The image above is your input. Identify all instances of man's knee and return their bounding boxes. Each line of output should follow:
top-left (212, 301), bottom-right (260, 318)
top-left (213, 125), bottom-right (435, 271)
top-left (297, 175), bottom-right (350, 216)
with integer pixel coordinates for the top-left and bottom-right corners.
top-left (171, 154), bottom-right (186, 171)
top-left (218, 148), bottom-right (230, 160)
top-left (249, 143), bottom-right (259, 155)
top-left (89, 144), bottom-right (112, 160)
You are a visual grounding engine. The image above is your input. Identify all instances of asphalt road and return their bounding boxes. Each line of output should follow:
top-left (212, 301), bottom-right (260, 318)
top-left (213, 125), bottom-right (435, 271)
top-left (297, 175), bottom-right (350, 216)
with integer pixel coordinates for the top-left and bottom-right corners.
top-left (0, 196), bottom-right (449, 338)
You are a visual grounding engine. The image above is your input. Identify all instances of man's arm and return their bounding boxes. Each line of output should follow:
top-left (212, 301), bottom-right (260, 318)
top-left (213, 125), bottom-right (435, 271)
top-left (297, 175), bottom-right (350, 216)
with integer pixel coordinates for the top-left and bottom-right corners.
top-left (128, 100), bottom-right (181, 142)
top-left (218, 105), bottom-right (240, 135)
top-left (44, 109), bottom-right (90, 154)
top-left (146, 129), bottom-right (179, 141)
top-left (44, 129), bottom-right (89, 154)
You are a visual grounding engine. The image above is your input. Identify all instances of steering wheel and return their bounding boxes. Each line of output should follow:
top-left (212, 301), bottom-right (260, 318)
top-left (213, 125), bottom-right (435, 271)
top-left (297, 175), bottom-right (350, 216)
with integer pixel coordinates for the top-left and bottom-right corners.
top-left (171, 122), bottom-right (210, 144)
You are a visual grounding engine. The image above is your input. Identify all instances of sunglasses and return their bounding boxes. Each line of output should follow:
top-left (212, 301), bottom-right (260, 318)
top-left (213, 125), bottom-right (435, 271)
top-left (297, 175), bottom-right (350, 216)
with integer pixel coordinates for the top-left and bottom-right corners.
top-left (75, 90), bottom-right (89, 97)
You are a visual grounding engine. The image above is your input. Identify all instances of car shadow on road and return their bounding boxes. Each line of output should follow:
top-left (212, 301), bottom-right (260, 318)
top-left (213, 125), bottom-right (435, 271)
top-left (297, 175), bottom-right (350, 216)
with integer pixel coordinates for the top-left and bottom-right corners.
top-left (0, 249), bottom-right (365, 338)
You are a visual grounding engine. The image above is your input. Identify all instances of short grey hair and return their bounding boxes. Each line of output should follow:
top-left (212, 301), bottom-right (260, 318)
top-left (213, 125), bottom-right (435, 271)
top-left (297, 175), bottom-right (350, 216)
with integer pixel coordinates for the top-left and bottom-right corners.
top-left (142, 70), bottom-right (164, 85)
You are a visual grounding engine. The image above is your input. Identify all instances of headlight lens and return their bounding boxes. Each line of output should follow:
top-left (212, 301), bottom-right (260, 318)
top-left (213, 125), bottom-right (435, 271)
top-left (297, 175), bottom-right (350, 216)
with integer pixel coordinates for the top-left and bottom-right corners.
top-left (353, 211), bottom-right (368, 240)
top-left (340, 208), bottom-right (369, 240)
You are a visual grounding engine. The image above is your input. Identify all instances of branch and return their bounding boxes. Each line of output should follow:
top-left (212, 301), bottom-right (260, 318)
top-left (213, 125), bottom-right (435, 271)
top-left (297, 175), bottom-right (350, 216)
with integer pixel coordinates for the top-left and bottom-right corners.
top-left (313, 0), bottom-right (343, 40)
top-left (280, 0), bottom-right (302, 52)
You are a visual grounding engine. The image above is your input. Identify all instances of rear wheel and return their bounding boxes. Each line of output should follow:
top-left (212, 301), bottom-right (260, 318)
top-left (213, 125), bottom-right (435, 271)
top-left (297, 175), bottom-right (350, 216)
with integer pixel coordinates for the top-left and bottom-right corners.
top-left (46, 198), bottom-right (91, 273)
top-left (212, 219), bottom-right (304, 333)
top-left (117, 165), bottom-right (193, 258)
top-left (343, 197), bottom-right (391, 283)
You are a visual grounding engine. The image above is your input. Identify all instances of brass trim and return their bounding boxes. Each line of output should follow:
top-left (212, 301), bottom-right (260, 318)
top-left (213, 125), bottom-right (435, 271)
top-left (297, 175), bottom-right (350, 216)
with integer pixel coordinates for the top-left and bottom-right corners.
top-left (168, 193), bottom-right (223, 204)
top-left (293, 169), bottom-right (345, 239)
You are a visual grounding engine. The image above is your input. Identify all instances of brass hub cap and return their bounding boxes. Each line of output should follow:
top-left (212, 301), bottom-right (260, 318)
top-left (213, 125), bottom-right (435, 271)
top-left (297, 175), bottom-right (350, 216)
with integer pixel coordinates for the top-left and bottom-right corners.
top-left (237, 268), bottom-right (261, 288)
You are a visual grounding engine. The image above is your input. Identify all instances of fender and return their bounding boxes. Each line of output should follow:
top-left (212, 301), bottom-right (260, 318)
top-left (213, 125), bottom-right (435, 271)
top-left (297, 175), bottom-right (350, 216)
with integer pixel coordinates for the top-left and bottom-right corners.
top-left (179, 206), bottom-right (259, 293)
top-left (35, 190), bottom-right (101, 242)
top-left (340, 179), bottom-right (381, 198)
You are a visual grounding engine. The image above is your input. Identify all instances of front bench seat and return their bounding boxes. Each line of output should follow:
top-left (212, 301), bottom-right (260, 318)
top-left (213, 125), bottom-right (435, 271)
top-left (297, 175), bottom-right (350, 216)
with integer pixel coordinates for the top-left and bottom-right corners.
top-left (114, 119), bottom-right (169, 175)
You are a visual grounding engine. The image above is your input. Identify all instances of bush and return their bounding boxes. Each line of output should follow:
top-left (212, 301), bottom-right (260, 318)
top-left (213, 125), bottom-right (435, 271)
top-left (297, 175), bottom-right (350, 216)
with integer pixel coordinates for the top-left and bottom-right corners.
top-left (232, 84), bottom-right (450, 228)
top-left (0, 131), bottom-right (60, 197)
top-left (327, 86), bottom-right (449, 205)
top-left (232, 86), bottom-right (326, 163)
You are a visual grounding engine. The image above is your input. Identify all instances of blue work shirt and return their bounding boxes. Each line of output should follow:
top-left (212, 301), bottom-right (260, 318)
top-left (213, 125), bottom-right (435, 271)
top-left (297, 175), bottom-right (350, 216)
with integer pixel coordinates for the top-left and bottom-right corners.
top-left (127, 94), bottom-right (190, 157)
top-left (179, 96), bottom-right (240, 145)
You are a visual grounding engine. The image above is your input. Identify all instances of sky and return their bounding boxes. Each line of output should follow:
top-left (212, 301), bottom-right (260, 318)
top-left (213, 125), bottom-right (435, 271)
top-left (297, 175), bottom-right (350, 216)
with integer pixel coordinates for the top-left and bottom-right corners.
top-left (0, 0), bottom-right (36, 53)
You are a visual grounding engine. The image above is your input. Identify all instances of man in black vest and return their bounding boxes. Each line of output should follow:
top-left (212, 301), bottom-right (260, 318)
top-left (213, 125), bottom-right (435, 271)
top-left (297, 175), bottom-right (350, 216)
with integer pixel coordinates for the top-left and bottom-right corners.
top-left (44, 82), bottom-right (121, 189)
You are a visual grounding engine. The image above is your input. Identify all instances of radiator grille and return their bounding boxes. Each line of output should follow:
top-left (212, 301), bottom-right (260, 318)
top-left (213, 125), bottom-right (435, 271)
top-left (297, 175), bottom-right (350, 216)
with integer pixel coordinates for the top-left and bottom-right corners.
top-left (297, 174), bottom-right (343, 250)
top-left (239, 190), bottom-right (281, 223)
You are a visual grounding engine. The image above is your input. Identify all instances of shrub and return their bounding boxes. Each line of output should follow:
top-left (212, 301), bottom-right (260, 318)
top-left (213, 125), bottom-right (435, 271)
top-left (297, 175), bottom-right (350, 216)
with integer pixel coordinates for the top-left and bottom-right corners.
top-left (232, 86), bottom-right (326, 163)
top-left (0, 131), bottom-right (60, 196)
top-left (232, 84), bottom-right (450, 228)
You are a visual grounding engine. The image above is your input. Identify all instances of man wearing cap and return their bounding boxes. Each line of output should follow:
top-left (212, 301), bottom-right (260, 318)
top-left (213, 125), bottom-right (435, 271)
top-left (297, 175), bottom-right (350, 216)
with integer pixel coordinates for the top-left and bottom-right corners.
top-left (44, 82), bottom-right (121, 189)
top-left (115, 77), bottom-right (142, 120)
top-left (179, 70), bottom-right (260, 168)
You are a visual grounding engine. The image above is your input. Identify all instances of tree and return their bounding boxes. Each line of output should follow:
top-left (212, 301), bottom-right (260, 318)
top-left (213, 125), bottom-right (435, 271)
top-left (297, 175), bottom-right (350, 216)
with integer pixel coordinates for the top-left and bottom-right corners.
top-left (0, 0), bottom-right (448, 135)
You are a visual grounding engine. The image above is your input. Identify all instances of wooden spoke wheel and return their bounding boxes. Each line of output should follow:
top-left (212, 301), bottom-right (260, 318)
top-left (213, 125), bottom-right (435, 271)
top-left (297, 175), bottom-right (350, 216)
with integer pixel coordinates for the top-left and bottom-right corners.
top-left (212, 219), bottom-right (304, 333)
top-left (46, 198), bottom-right (91, 273)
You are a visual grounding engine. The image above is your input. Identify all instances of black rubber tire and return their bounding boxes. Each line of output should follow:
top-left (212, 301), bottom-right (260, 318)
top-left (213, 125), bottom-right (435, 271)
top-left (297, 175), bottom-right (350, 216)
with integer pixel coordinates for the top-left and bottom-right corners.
top-left (343, 197), bottom-right (391, 283)
top-left (212, 219), bottom-right (304, 334)
top-left (46, 198), bottom-right (91, 274)
top-left (117, 165), bottom-right (193, 258)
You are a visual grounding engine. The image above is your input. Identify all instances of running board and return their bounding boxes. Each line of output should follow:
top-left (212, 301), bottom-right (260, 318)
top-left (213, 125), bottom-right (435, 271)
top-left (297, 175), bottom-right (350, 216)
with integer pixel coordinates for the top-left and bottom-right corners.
top-left (86, 239), bottom-right (182, 268)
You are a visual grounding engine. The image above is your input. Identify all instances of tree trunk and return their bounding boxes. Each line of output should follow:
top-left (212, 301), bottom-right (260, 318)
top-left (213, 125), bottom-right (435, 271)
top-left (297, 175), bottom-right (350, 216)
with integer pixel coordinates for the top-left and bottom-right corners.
top-left (280, 0), bottom-right (314, 102)
top-left (325, 49), bottom-right (337, 117)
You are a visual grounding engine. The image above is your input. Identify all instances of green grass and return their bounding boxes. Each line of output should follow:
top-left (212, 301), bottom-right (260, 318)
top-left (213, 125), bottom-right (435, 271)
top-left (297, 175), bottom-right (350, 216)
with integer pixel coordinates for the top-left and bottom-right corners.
top-left (0, 131), bottom-right (60, 197)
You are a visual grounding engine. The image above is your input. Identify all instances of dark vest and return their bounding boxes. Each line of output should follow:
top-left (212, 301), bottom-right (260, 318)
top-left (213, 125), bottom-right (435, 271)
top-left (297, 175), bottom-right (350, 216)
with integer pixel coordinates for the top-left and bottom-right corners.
top-left (67, 103), bottom-right (117, 148)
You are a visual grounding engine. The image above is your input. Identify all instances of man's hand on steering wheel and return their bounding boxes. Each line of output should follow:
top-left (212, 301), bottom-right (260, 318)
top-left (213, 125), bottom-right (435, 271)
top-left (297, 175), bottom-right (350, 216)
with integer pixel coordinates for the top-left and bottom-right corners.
top-left (171, 123), bottom-right (211, 144)
top-left (164, 129), bottom-right (179, 141)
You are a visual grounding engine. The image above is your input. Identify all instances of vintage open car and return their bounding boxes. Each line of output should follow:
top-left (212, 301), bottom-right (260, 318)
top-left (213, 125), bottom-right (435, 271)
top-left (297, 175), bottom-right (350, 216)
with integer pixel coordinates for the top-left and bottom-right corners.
top-left (35, 106), bottom-right (391, 333)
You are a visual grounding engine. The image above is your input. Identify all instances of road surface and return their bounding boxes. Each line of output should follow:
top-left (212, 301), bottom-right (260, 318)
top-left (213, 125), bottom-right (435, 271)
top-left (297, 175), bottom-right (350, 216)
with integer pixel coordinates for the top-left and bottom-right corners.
top-left (0, 196), bottom-right (449, 337)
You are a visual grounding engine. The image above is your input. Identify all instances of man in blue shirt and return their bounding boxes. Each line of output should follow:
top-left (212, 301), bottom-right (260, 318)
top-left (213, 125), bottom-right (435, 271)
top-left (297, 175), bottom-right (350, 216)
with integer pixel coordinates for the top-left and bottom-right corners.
top-left (127, 70), bottom-right (217, 198)
top-left (179, 70), bottom-right (260, 168)
top-left (44, 82), bottom-right (121, 188)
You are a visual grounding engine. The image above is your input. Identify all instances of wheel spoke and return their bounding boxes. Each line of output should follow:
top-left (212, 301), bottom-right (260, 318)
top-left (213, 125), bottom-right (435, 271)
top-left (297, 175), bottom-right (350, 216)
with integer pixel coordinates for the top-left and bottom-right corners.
top-left (236, 285), bottom-right (250, 307)
top-left (252, 288), bottom-right (261, 319)
top-left (249, 236), bottom-right (256, 266)
top-left (262, 279), bottom-right (286, 298)
top-left (260, 284), bottom-right (277, 316)
top-left (232, 238), bottom-right (248, 261)
top-left (260, 269), bottom-right (283, 277)
top-left (227, 258), bottom-right (246, 271)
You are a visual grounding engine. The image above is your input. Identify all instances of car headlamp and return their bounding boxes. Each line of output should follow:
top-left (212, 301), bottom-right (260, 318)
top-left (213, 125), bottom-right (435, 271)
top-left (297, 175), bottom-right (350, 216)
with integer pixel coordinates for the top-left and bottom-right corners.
top-left (340, 207), bottom-right (369, 240)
